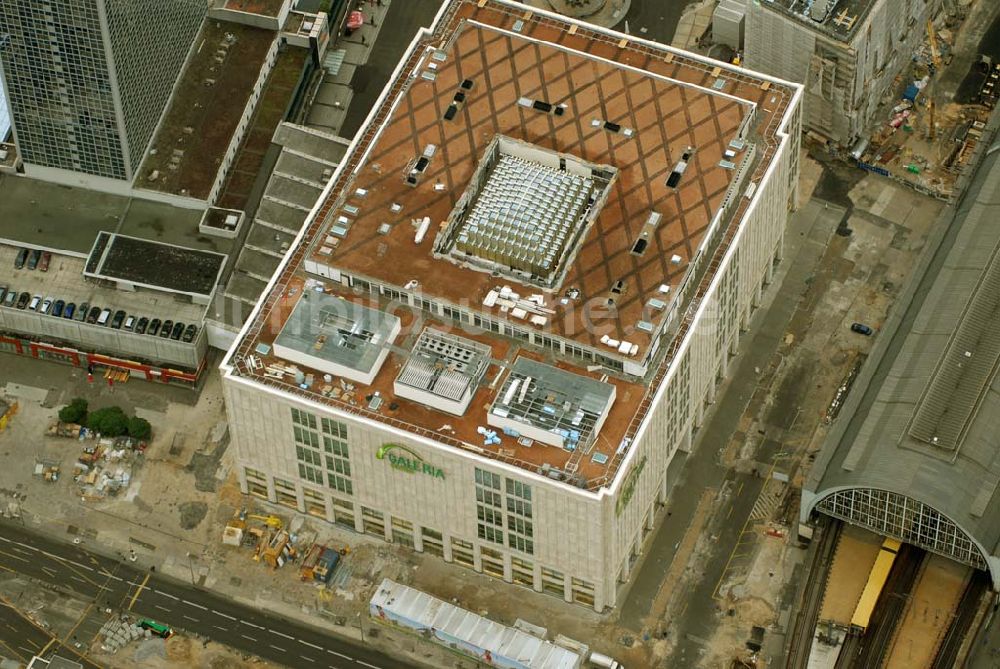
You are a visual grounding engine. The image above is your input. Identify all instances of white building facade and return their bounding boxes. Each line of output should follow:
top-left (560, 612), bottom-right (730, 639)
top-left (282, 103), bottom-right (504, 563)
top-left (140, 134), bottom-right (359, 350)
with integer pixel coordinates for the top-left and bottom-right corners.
top-left (222, 0), bottom-right (802, 612)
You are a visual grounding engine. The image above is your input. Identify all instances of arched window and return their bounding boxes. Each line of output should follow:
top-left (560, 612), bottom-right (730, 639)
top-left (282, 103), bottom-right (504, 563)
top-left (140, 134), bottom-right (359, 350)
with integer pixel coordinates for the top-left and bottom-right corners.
top-left (816, 488), bottom-right (987, 570)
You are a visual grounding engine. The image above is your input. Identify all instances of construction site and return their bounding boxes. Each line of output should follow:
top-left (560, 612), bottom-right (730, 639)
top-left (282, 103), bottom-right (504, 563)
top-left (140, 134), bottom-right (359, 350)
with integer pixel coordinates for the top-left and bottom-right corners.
top-left (222, 507), bottom-right (348, 585)
top-left (739, 0), bottom-right (1000, 200)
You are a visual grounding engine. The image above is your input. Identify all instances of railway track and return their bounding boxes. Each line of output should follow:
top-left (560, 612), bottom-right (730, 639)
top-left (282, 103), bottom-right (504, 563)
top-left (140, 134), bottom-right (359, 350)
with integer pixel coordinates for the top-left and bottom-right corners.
top-left (932, 569), bottom-right (989, 669)
top-left (785, 518), bottom-right (842, 669)
top-left (851, 545), bottom-right (925, 669)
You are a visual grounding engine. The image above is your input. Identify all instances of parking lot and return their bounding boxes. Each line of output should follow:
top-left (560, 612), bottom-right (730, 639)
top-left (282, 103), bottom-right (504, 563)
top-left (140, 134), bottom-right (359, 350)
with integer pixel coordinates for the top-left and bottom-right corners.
top-left (0, 243), bottom-right (205, 328)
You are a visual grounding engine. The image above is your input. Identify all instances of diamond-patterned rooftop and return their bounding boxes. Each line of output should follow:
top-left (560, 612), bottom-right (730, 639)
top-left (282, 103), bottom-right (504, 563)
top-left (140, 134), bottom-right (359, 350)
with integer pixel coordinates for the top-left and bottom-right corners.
top-left (307, 11), bottom-right (750, 358)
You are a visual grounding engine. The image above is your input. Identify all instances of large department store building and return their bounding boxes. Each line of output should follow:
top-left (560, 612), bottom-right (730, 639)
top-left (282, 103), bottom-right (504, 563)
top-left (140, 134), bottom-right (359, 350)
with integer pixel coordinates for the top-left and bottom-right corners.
top-left (221, 0), bottom-right (802, 611)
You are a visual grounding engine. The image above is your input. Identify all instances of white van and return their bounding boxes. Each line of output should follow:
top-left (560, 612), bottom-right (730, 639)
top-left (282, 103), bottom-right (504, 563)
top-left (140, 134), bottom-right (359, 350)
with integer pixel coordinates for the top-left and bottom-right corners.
top-left (97, 308), bottom-right (112, 326)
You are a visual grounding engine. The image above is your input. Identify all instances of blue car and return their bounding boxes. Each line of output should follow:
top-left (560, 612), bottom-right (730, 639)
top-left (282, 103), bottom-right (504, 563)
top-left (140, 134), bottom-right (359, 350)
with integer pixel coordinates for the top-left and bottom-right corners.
top-left (63, 303), bottom-right (76, 320)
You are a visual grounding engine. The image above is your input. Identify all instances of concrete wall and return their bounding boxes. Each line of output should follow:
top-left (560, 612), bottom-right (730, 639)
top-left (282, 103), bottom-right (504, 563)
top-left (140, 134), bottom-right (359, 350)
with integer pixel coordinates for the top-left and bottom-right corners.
top-left (0, 306), bottom-right (205, 369)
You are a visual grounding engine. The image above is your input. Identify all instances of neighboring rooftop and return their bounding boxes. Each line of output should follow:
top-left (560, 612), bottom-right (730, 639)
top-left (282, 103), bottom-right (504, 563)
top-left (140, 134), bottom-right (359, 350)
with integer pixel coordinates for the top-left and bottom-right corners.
top-left (223, 0), bottom-right (287, 17)
top-left (759, 0), bottom-right (876, 42)
top-left (137, 20), bottom-right (276, 200)
top-left (229, 0), bottom-right (798, 489)
top-left (806, 135), bottom-right (1000, 572)
top-left (84, 232), bottom-right (226, 297)
top-left (0, 174), bottom-right (232, 257)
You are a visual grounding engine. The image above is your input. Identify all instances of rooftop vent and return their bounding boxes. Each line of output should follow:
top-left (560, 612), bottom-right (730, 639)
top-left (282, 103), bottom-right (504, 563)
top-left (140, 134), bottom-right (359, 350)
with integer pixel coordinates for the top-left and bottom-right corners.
top-left (809, 0), bottom-right (834, 22)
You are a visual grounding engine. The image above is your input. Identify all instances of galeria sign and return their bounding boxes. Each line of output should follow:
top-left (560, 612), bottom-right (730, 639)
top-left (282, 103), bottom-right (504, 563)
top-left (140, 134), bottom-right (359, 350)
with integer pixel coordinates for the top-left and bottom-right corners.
top-left (376, 443), bottom-right (445, 479)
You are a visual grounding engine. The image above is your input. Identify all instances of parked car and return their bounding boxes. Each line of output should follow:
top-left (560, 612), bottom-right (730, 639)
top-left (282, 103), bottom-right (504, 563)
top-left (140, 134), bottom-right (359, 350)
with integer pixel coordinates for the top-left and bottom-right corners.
top-left (135, 317), bottom-right (149, 334)
top-left (123, 315), bottom-right (135, 331)
top-left (2, 289), bottom-right (16, 308)
top-left (159, 320), bottom-right (174, 338)
top-left (148, 319), bottom-right (162, 336)
top-left (86, 306), bottom-right (101, 324)
top-left (40, 298), bottom-right (53, 314)
top-left (182, 324), bottom-right (198, 343)
top-left (27, 249), bottom-right (41, 270)
top-left (14, 248), bottom-right (28, 269)
top-left (29, 295), bottom-right (41, 311)
top-left (39, 252), bottom-right (51, 272)
top-left (16, 292), bottom-right (30, 309)
top-left (850, 322), bottom-right (873, 336)
top-left (64, 303), bottom-right (76, 320)
top-left (52, 300), bottom-right (65, 317)
top-left (170, 321), bottom-right (185, 340)
top-left (0, 286), bottom-right (7, 302)
top-left (97, 309), bottom-right (111, 326)
top-left (76, 302), bottom-right (90, 322)
top-left (110, 310), bottom-right (126, 329)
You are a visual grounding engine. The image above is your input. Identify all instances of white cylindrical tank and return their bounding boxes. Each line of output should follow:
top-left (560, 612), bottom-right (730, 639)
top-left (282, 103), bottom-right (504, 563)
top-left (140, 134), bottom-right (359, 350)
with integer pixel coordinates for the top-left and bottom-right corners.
top-left (589, 652), bottom-right (622, 669)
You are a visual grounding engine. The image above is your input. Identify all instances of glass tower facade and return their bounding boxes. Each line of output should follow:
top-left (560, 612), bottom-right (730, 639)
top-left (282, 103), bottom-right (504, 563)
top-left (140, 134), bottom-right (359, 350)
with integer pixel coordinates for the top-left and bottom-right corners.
top-left (0, 0), bottom-right (206, 181)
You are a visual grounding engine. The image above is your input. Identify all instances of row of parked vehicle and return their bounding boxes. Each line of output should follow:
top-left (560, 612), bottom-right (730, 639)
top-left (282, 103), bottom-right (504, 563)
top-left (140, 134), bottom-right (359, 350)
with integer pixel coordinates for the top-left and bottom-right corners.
top-left (0, 286), bottom-right (199, 343)
top-left (13, 248), bottom-right (51, 272)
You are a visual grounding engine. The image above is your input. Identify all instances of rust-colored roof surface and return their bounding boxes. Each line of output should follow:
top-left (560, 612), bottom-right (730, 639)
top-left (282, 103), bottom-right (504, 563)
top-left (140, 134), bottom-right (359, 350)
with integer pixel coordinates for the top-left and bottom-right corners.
top-left (310, 18), bottom-right (747, 356)
top-left (228, 0), bottom-right (798, 489)
top-left (224, 0), bottom-right (286, 17)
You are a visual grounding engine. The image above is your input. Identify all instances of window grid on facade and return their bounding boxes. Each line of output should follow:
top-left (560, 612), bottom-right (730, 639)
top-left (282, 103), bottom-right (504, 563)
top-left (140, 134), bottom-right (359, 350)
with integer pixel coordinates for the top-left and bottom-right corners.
top-left (0, 0), bottom-right (204, 180)
top-left (506, 478), bottom-right (534, 555)
top-left (475, 468), bottom-right (504, 545)
top-left (816, 488), bottom-right (987, 570)
top-left (323, 435), bottom-right (352, 496)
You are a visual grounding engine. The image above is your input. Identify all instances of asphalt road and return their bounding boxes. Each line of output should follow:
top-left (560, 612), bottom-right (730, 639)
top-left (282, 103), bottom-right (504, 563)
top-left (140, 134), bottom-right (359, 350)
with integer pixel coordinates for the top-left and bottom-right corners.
top-left (0, 596), bottom-right (101, 669)
top-left (0, 521), bottom-right (417, 669)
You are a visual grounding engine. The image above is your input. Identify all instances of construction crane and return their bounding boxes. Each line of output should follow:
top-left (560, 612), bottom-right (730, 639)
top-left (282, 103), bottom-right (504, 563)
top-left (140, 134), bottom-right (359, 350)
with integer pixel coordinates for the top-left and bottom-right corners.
top-left (926, 20), bottom-right (942, 71)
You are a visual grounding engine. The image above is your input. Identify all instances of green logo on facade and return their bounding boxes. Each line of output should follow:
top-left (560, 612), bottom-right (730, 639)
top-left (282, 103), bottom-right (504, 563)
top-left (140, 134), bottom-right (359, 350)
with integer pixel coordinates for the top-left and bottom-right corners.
top-left (615, 456), bottom-right (647, 516)
top-left (376, 444), bottom-right (445, 480)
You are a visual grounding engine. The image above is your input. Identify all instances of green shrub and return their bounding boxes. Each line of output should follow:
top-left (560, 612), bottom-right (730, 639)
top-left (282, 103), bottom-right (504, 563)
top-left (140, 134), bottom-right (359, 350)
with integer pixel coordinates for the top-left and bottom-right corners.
top-left (86, 406), bottom-right (129, 437)
top-left (127, 416), bottom-right (152, 440)
top-left (58, 397), bottom-right (88, 424)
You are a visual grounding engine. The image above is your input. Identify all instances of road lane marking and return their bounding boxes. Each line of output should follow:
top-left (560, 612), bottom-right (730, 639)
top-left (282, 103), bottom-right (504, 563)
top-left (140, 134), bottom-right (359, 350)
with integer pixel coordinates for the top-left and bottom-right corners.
top-left (0, 549), bottom-right (29, 563)
top-left (129, 573), bottom-right (150, 611)
top-left (99, 570), bottom-right (124, 581)
top-left (182, 615), bottom-right (199, 622)
top-left (241, 620), bottom-right (263, 629)
top-left (298, 639), bottom-right (322, 650)
top-left (154, 590), bottom-right (179, 600)
top-left (269, 644), bottom-right (286, 652)
top-left (182, 599), bottom-right (208, 611)
top-left (7, 545), bottom-right (31, 556)
top-left (299, 655), bottom-right (315, 663)
top-left (41, 567), bottom-right (56, 577)
top-left (154, 605), bottom-right (171, 612)
top-left (329, 650), bottom-right (353, 660)
top-left (269, 629), bottom-right (294, 640)
top-left (214, 625), bottom-right (228, 631)
top-left (241, 634), bottom-right (257, 642)
top-left (212, 610), bottom-right (236, 621)
top-left (70, 575), bottom-right (86, 583)
top-left (357, 661), bottom-right (382, 669)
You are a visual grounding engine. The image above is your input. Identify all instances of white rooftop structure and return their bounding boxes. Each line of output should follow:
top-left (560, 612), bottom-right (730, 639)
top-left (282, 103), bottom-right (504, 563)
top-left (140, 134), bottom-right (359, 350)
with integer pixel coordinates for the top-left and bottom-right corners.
top-left (370, 578), bottom-right (582, 669)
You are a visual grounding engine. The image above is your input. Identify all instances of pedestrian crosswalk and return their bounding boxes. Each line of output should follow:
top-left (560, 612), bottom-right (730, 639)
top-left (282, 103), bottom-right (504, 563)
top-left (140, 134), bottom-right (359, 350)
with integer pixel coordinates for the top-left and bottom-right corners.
top-left (750, 483), bottom-right (785, 522)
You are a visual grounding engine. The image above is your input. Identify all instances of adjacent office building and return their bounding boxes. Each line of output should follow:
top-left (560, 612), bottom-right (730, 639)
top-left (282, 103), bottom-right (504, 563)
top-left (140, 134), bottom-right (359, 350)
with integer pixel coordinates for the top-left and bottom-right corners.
top-left (745, 0), bottom-right (940, 146)
top-left (0, 0), bottom-right (206, 185)
top-left (222, 0), bottom-right (802, 611)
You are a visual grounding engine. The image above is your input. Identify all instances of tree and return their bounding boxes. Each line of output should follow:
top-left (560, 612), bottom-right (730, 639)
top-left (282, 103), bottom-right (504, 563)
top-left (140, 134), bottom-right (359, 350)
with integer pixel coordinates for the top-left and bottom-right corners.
top-left (86, 406), bottom-right (129, 437)
top-left (127, 416), bottom-right (152, 441)
top-left (58, 397), bottom-right (88, 424)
